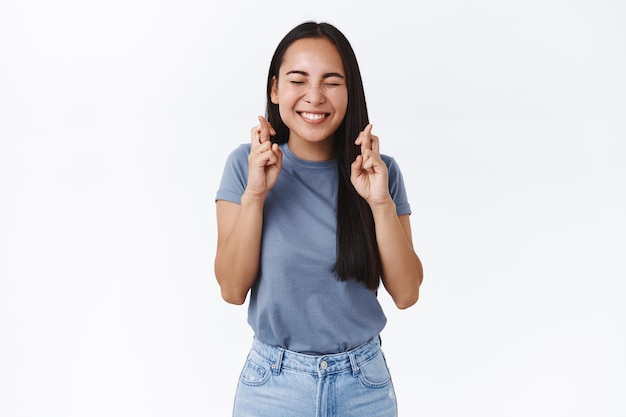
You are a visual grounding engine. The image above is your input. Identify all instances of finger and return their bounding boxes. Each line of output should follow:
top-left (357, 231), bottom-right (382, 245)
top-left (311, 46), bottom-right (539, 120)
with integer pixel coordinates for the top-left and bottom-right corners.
top-left (354, 123), bottom-right (372, 145)
top-left (264, 118), bottom-right (277, 138)
top-left (269, 143), bottom-right (283, 168)
top-left (361, 151), bottom-right (376, 171)
top-left (356, 124), bottom-right (373, 153)
top-left (258, 115), bottom-right (273, 144)
top-left (370, 134), bottom-right (380, 154)
top-left (350, 154), bottom-right (363, 180)
top-left (265, 148), bottom-right (278, 165)
top-left (251, 124), bottom-right (262, 148)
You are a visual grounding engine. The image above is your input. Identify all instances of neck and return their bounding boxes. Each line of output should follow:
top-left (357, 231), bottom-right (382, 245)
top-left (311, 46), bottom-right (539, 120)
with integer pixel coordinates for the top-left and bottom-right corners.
top-left (287, 135), bottom-right (336, 161)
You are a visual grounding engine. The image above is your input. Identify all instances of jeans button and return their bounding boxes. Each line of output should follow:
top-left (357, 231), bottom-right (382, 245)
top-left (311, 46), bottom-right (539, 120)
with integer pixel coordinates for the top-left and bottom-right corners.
top-left (320, 360), bottom-right (328, 369)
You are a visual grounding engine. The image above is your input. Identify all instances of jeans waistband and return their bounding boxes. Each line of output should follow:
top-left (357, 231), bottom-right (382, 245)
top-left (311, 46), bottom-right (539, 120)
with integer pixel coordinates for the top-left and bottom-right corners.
top-left (250, 336), bottom-right (382, 377)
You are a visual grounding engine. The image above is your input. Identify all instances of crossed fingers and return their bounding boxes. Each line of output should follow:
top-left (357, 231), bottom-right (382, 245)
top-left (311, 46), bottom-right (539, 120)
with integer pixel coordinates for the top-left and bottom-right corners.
top-left (355, 124), bottom-right (380, 171)
top-left (251, 115), bottom-right (276, 148)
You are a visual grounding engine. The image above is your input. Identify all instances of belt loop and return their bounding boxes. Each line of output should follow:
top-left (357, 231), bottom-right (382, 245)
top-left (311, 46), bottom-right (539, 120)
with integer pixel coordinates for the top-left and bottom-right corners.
top-left (271, 348), bottom-right (284, 375)
top-left (348, 351), bottom-right (359, 377)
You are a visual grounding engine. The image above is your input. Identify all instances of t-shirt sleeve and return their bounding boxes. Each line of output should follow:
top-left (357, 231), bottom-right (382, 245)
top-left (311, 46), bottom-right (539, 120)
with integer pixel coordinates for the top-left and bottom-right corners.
top-left (384, 155), bottom-right (412, 216)
top-left (215, 144), bottom-right (251, 204)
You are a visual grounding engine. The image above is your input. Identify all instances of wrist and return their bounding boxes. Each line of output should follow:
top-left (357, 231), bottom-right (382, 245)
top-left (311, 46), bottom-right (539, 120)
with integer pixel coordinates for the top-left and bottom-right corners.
top-left (368, 198), bottom-right (396, 217)
top-left (241, 190), bottom-right (267, 207)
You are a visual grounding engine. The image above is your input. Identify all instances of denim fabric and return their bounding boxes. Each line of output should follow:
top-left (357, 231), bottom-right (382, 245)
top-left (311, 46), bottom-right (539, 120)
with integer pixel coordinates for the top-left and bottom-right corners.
top-left (233, 336), bottom-right (397, 417)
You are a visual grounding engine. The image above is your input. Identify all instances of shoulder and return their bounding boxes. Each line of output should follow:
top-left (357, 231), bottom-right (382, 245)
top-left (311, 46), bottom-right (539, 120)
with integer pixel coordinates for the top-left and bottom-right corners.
top-left (216, 144), bottom-right (251, 201)
top-left (223, 143), bottom-right (251, 166)
top-left (382, 153), bottom-right (408, 190)
top-left (381, 153), bottom-right (411, 214)
top-left (230, 143), bottom-right (251, 158)
top-left (219, 143), bottom-right (251, 180)
top-left (381, 153), bottom-right (402, 173)
top-left (381, 153), bottom-right (395, 164)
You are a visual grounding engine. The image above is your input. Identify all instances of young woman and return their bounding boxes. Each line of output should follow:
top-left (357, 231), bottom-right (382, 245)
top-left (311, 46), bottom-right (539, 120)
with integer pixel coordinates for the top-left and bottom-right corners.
top-left (215, 21), bottom-right (423, 417)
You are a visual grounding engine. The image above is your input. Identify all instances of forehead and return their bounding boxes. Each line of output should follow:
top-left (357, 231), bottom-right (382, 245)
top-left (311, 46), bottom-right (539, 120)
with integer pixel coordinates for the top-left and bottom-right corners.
top-left (280, 37), bottom-right (345, 75)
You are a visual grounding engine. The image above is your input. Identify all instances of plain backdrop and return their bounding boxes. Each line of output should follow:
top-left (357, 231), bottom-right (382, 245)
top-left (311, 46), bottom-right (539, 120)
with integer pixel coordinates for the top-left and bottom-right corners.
top-left (1, 0), bottom-right (625, 416)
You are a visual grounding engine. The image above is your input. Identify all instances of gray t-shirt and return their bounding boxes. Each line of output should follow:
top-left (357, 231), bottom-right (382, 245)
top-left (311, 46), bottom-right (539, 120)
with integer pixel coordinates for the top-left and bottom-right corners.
top-left (216, 142), bottom-right (411, 354)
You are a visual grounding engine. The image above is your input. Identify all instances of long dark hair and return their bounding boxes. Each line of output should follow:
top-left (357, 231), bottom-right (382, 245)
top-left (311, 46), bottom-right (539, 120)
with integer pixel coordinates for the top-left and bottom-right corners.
top-left (265, 22), bottom-right (382, 290)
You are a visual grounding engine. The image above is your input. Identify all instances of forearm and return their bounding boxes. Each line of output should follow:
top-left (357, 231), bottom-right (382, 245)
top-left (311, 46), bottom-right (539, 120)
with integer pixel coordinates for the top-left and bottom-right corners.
top-left (214, 193), bottom-right (265, 304)
top-left (371, 201), bottom-right (423, 309)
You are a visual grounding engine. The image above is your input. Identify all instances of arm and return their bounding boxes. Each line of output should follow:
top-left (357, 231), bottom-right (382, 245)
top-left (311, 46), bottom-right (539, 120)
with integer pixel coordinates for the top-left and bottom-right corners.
top-left (351, 124), bottom-right (423, 309)
top-left (370, 205), bottom-right (423, 309)
top-left (214, 196), bottom-right (265, 305)
top-left (214, 116), bottom-right (282, 305)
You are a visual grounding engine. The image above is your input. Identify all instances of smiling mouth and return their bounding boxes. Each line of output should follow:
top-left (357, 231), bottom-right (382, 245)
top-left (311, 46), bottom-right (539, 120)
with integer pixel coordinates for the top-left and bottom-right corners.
top-left (298, 111), bottom-right (330, 122)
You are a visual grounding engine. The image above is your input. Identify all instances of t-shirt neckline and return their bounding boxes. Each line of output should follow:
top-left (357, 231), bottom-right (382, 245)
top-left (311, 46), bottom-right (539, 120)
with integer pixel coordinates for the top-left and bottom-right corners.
top-left (281, 142), bottom-right (337, 170)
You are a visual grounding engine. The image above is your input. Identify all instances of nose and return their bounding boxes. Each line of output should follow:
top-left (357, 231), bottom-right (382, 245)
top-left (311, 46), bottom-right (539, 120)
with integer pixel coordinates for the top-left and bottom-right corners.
top-left (304, 83), bottom-right (326, 104)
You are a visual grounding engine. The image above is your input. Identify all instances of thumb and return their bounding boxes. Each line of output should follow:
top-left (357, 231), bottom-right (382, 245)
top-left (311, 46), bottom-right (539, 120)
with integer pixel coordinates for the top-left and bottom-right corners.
top-left (350, 155), bottom-right (363, 182)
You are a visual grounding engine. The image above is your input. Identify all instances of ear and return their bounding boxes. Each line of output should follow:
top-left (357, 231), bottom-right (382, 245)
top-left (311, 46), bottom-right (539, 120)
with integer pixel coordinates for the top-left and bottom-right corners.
top-left (270, 76), bottom-right (279, 104)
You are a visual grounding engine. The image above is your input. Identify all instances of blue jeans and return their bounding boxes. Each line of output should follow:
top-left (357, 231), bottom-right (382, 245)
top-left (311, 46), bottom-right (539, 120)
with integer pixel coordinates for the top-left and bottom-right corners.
top-left (233, 336), bottom-right (398, 417)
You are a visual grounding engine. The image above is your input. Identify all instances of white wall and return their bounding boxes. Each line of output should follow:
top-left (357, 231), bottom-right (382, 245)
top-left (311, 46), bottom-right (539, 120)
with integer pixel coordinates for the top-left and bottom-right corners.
top-left (1, 0), bottom-right (624, 416)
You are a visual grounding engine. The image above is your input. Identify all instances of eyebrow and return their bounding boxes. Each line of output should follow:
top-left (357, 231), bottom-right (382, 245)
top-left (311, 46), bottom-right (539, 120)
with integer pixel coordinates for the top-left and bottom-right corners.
top-left (285, 70), bottom-right (345, 79)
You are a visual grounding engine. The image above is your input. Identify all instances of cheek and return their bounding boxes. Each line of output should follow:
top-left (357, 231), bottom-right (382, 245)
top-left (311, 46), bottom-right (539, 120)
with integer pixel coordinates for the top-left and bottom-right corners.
top-left (275, 87), bottom-right (300, 106)
top-left (334, 97), bottom-right (348, 118)
top-left (277, 103), bottom-right (296, 126)
top-left (330, 90), bottom-right (348, 112)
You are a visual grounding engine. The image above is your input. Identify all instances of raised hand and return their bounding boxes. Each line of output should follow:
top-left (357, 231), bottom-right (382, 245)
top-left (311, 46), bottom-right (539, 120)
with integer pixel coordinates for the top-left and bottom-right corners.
top-left (350, 124), bottom-right (392, 207)
top-left (246, 115), bottom-right (283, 198)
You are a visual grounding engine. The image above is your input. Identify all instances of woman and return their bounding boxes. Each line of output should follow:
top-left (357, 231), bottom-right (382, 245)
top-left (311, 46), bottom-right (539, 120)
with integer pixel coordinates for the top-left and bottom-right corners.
top-left (215, 21), bottom-right (423, 417)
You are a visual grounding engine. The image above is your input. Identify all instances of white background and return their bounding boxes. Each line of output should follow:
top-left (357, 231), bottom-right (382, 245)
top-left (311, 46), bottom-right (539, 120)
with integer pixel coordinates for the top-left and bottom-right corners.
top-left (1, 0), bottom-right (625, 416)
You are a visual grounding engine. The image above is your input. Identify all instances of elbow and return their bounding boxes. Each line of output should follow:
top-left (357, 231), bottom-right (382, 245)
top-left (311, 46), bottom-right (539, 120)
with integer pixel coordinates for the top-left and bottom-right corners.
top-left (217, 279), bottom-right (249, 305)
top-left (391, 268), bottom-right (423, 310)
top-left (214, 265), bottom-right (250, 305)
top-left (394, 291), bottom-right (419, 310)
top-left (221, 289), bottom-right (247, 305)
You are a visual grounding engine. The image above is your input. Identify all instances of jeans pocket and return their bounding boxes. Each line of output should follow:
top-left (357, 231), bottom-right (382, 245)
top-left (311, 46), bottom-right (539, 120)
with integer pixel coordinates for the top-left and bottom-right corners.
top-left (358, 351), bottom-right (392, 389)
top-left (239, 351), bottom-right (272, 387)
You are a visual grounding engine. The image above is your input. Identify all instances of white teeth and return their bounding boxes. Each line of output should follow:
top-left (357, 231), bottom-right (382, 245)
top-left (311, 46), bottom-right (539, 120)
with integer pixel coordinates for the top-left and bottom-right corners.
top-left (300, 112), bottom-right (326, 121)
